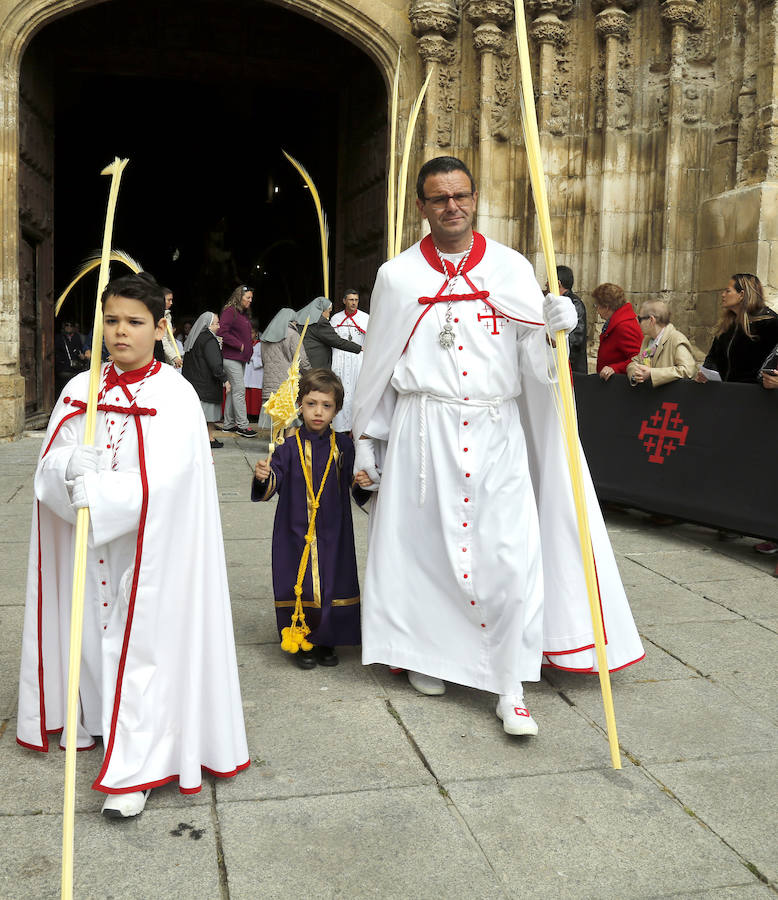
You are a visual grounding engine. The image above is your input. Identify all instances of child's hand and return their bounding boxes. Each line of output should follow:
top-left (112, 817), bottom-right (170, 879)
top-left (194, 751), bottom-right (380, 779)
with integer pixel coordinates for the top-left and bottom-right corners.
top-left (353, 469), bottom-right (376, 489)
top-left (254, 458), bottom-right (271, 481)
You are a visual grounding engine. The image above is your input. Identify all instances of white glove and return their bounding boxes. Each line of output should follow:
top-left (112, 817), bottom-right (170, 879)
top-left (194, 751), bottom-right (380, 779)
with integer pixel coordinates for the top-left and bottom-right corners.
top-left (354, 438), bottom-right (381, 490)
top-left (543, 293), bottom-right (578, 334)
top-left (66, 446), bottom-right (106, 480)
top-left (69, 476), bottom-right (89, 510)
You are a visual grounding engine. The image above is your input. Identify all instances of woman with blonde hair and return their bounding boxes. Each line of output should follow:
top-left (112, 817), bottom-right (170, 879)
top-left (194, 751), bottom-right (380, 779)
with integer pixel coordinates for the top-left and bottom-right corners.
top-left (695, 273), bottom-right (778, 383)
top-left (217, 285), bottom-right (256, 436)
top-left (626, 299), bottom-right (696, 386)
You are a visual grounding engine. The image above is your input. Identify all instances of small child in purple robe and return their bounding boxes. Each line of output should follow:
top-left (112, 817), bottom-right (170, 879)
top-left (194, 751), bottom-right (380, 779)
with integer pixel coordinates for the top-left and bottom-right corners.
top-left (252, 369), bottom-right (369, 669)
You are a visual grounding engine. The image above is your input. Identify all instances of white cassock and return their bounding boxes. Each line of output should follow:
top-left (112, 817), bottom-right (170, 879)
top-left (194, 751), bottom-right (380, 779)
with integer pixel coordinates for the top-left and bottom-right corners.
top-left (330, 309), bottom-right (369, 431)
top-left (351, 233), bottom-right (644, 696)
top-left (17, 362), bottom-right (250, 794)
top-left (244, 341), bottom-right (264, 390)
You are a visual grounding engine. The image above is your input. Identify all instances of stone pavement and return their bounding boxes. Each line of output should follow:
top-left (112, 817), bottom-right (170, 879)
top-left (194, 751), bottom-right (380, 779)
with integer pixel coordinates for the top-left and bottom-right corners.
top-left (0, 431), bottom-right (776, 900)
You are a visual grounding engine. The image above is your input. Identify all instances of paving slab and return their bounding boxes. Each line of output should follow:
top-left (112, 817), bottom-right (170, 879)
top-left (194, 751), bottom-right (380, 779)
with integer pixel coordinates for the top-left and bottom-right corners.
top-left (0, 550), bottom-right (29, 604)
top-left (381, 679), bottom-right (626, 782)
top-left (641, 620), bottom-right (778, 679)
top-left (625, 549), bottom-right (752, 584)
top-left (651, 752), bottom-right (778, 887)
top-left (684, 577), bottom-right (778, 619)
top-left (217, 696), bottom-right (432, 803)
top-left (218, 787), bottom-right (506, 900)
top-left (562, 678), bottom-right (778, 765)
top-left (710, 670), bottom-right (778, 728)
top-left (609, 528), bottom-right (699, 554)
top-left (448, 768), bottom-right (753, 900)
top-left (0, 806), bottom-right (220, 900)
top-left (627, 578), bottom-right (741, 628)
top-left (1, 651), bottom-right (20, 717)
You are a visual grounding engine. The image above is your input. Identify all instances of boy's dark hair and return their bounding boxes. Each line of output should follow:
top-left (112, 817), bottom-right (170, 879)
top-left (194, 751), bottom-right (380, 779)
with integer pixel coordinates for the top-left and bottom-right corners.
top-left (101, 272), bottom-right (166, 323)
top-left (556, 265), bottom-right (574, 292)
top-left (416, 156), bottom-right (476, 200)
top-left (298, 368), bottom-right (344, 412)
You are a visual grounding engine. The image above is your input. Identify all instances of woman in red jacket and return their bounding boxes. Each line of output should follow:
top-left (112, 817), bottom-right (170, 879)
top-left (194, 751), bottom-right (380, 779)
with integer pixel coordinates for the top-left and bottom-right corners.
top-left (593, 282), bottom-right (643, 381)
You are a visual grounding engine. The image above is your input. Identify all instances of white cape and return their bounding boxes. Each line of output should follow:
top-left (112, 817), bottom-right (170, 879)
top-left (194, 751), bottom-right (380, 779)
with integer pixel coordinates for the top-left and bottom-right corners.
top-left (17, 364), bottom-right (249, 793)
top-left (331, 309), bottom-right (369, 432)
top-left (352, 235), bottom-right (643, 691)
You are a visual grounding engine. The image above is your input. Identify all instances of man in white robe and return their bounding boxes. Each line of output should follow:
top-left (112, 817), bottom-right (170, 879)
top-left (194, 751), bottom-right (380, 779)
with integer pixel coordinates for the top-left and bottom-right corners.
top-left (351, 157), bottom-right (643, 737)
top-left (331, 289), bottom-right (369, 432)
top-left (17, 273), bottom-right (249, 816)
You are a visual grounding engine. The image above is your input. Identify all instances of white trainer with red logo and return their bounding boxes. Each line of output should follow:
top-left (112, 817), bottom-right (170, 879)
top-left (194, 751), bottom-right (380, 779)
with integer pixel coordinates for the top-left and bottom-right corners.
top-left (496, 695), bottom-right (538, 736)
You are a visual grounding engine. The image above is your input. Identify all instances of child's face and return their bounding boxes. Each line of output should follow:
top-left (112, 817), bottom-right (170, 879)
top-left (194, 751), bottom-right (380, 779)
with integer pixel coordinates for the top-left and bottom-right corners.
top-left (103, 295), bottom-right (165, 372)
top-left (300, 390), bottom-right (337, 434)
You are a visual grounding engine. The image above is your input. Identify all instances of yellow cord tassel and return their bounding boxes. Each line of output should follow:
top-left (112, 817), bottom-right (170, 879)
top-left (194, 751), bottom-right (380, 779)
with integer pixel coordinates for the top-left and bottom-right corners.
top-left (280, 430), bottom-right (337, 654)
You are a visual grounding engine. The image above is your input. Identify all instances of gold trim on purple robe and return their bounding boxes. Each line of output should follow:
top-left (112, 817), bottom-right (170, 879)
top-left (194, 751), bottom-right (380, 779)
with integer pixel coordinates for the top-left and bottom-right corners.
top-left (304, 438), bottom-right (322, 608)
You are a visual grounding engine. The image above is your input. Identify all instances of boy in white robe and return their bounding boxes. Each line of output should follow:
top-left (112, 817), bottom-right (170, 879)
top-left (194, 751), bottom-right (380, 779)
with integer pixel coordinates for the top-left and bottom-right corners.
top-left (352, 157), bottom-right (643, 737)
top-left (331, 289), bottom-right (369, 432)
top-left (17, 273), bottom-right (249, 817)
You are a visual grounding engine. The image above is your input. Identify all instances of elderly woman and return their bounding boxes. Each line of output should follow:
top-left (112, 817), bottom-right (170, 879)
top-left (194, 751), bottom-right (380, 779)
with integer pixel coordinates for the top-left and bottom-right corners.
top-left (182, 312), bottom-right (231, 448)
top-left (217, 284), bottom-right (256, 437)
top-left (297, 296), bottom-right (362, 370)
top-left (626, 299), bottom-right (696, 387)
top-left (593, 283), bottom-right (643, 381)
top-left (695, 273), bottom-right (778, 384)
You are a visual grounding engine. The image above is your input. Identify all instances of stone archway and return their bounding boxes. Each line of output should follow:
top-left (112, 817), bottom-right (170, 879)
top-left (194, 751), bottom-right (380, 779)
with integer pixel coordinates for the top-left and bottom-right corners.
top-left (0, 0), bottom-right (421, 437)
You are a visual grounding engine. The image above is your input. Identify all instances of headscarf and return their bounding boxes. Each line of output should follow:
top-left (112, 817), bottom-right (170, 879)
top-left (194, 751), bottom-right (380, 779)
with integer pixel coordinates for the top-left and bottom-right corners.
top-left (295, 296), bottom-right (332, 329)
top-left (262, 307), bottom-right (297, 343)
top-left (184, 312), bottom-right (217, 353)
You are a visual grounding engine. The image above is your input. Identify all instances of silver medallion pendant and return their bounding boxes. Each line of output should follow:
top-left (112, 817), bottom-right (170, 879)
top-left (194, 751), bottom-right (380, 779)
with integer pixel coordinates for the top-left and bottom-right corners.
top-left (439, 323), bottom-right (455, 348)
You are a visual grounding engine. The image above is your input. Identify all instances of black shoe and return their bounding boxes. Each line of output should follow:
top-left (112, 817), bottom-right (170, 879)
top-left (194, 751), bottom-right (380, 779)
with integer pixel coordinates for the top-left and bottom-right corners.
top-left (217, 423), bottom-right (237, 432)
top-left (294, 649), bottom-right (317, 670)
top-left (314, 645), bottom-right (339, 667)
top-left (236, 426), bottom-right (258, 438)
top-left (210, 439), bottom-right (224, 449)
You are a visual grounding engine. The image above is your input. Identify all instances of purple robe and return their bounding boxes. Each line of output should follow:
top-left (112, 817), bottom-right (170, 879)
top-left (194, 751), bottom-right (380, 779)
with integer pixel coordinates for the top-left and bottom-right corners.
top-left (251, 426), bottom-right (365, 646)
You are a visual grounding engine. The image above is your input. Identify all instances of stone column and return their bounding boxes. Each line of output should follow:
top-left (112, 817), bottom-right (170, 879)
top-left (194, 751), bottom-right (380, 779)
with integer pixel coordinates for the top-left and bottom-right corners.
top-left (0, 46), bottom-right (26, 438)
top-left (527, 1), bottom-right (572, 128)
top-left (592, 0), bottom-right (639, 285)
top-left (659, 0), bottom-right (704, 298)
top-left (757, 0), bottom-right (778, 299)
top-left (465, 0), bottom-right (514, 242)
top-left (409, 0), bottom-right (460, 156)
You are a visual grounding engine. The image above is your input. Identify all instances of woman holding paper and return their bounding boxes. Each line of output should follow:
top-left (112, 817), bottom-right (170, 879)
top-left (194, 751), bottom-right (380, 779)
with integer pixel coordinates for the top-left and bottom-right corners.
top-left (695, 274), bottom-right (778, 383)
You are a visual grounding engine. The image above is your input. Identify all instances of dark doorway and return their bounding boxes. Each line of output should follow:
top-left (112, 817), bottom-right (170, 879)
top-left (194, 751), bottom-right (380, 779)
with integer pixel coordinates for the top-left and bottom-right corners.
top-left (24, 0), bottom-right (387, 352)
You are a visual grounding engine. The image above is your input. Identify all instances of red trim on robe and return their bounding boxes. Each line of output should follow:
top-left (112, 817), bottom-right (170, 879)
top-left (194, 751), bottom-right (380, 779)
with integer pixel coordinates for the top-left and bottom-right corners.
top-left (542, 652), bottom-right (646, 674)
top-left (333, 311), bottom-right (367, 334)
top-left (95, 759), bottom-right (252, 796)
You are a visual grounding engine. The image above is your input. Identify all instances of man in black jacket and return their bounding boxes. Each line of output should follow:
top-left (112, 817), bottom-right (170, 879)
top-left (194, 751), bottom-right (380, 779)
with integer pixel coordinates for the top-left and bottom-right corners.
top-left (547, 266), bottom-right (588, 374)
top-left (54, 321), bottom-right (86, 395)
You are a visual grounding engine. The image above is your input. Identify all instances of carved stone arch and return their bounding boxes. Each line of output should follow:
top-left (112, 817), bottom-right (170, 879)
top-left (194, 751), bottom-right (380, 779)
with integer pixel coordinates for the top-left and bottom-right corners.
top-left (0, 0), bottom-right (414, 436)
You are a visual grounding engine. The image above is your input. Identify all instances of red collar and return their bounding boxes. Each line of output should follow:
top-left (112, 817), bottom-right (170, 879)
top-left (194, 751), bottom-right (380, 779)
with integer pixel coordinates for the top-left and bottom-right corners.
top-left (104, 361), bottom-right (160, 388)
top-left (419, 232), bottom-right (486, 277)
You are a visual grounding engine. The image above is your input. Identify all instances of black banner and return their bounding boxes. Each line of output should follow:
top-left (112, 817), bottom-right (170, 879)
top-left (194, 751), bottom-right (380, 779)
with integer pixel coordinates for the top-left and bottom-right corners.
top-left (573, 373), bottom-right (778, 540)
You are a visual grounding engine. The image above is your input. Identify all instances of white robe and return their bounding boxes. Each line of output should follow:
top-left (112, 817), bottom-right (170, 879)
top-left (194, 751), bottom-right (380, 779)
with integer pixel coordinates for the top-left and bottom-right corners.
top-left (331, 309), bottom-right (369, 432)
top-left (17, 362), bottom-right (250, 794)
top-left (244, 341), bottom-right (264, 390)
top-left (351, 234), bottom-right (644, 695)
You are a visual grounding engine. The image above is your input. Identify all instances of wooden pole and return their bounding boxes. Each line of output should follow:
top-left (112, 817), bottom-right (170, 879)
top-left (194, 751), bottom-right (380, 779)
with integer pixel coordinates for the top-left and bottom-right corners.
top-left (61, 157), bottom-right (129, 899)
top-left (512, 0), bottom-right (622, 769)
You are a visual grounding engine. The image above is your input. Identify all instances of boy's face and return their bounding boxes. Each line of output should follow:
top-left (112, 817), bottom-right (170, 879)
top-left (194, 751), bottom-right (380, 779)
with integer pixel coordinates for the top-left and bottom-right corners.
top-left (300, 390), bottom-right (337, 434)
top-left (103, 295), bottom-right (165, 371)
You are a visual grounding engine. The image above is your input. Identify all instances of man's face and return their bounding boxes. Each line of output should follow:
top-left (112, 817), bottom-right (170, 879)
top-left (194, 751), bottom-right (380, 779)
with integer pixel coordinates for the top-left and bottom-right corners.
top-left (416, 170), bottom-right (477, 249)
top-left (63, 323), bottom-right (76, 336)
top-left (344, 294), bottom-right (359, 314)
top-left (164, 292), bottom-right (173, 310)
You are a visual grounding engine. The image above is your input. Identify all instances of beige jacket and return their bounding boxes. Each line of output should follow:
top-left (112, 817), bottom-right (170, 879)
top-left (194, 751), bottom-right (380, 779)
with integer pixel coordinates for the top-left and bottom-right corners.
top-left (626, 323), bottom-right (696, 387)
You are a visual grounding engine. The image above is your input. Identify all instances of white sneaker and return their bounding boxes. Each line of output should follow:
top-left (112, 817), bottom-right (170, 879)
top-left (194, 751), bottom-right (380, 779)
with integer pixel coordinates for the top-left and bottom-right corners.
top-left (408, 670), bottom-right (446, 696)
top-left (101, 789), bottom-right (150, 819)
top-left (496, 695), bottom-right (539, 736)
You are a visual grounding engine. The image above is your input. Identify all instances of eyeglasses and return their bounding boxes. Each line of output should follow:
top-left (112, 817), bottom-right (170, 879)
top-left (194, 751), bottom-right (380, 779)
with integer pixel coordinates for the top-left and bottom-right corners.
top-left (422, 192), bottom-right (475, 210)
top-left (637, 315), bottom-right (653, 322)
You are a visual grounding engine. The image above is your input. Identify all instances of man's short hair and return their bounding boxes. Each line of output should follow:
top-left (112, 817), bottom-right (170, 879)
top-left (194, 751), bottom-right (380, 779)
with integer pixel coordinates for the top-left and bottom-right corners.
top-left (640, 299), bottom-right (671, 325)
top-left (101, 272), bottom-right (166, 323)
top-left (556, 265), bottom-right (574, 292)
top-left (416, 156), bottom-right (476, 200)
top-left (342, 288), bottom-right (359, 299)
top-left (161, 286), bottom-right (173, 296)
top-left (297, 368), bottom-right (345, 412)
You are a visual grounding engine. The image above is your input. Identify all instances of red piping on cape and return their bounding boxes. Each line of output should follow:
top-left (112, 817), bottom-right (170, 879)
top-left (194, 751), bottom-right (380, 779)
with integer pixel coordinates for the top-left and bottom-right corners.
top-left (92, 412), bottom-right (149, 791)
top-left (67, 398), bottom-right (157, 417)
top-left (542, 652), bottom-right (645, 674)
top-left (95, 759), bottom-right (252, 795)
top-left (333, 311), bottom-right (366, 334)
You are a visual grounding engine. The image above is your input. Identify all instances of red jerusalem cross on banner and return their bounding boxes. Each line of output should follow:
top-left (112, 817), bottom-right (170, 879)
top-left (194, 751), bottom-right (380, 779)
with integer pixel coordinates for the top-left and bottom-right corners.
top-left (477, 304), bottom-right (507, 335)
top-left (638, 402), bottom-right (689, 464)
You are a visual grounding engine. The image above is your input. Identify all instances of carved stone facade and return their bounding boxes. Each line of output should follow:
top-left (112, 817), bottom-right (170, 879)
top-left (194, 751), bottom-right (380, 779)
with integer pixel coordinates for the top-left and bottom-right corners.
top-left (1, 0), bottom-right (778, 435)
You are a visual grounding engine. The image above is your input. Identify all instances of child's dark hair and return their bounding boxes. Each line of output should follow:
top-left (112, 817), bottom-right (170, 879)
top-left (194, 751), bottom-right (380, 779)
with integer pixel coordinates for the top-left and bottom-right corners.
top-left (297, 368), bottom-right (344, 412)
top-left (101, 272), bottom-right (166, 323)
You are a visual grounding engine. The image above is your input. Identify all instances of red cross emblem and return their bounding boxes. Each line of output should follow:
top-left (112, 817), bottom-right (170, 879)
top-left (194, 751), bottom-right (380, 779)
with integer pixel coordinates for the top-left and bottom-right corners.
top-left (638, 402), bottom-right (689, 464)
top-left (477, 304), bottom-right (507, 335)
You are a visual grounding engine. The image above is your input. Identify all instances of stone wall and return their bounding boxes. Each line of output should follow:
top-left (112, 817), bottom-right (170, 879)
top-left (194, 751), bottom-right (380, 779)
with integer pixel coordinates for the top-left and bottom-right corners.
top-left (1, 0), bottom-right (777, 436)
